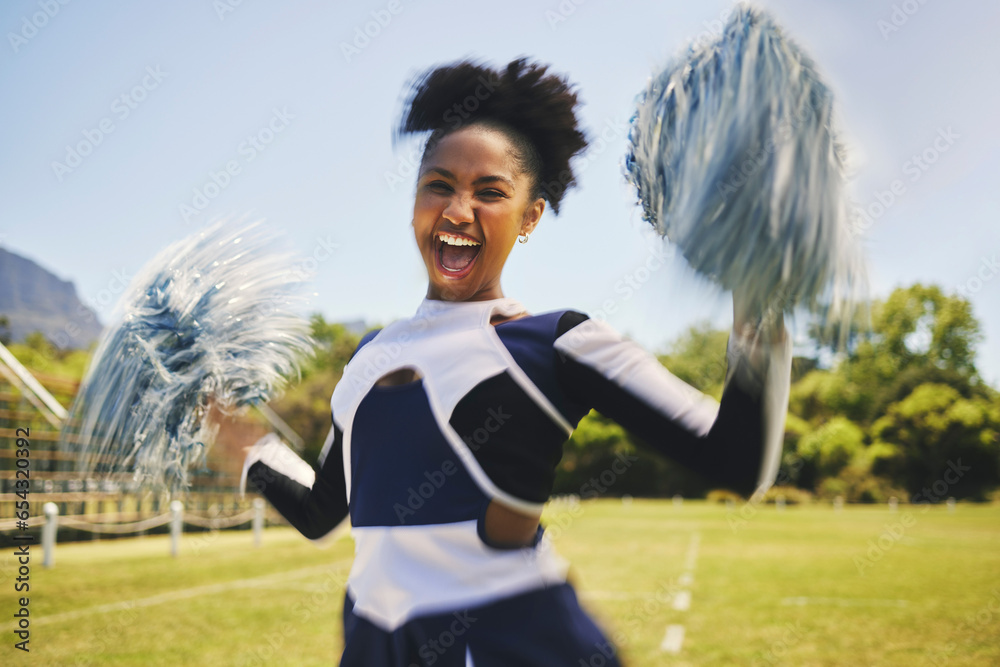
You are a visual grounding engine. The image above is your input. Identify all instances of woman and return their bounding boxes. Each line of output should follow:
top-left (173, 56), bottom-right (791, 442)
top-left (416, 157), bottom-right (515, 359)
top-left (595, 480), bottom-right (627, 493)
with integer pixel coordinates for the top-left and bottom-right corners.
top-left (242, 57), bottom-right (792, 666)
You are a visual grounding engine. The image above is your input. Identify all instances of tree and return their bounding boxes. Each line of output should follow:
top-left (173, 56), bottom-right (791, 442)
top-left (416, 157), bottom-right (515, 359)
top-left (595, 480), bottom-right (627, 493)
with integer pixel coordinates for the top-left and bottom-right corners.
top-left (796, 416), bottom-right (865, 479)
top-left (843, 284), bottom-right (982, 421)
top-left (268, 313), bottom-right (366, 460)
top-left (870, 383), bottom-right (1000, 500)
top-left (657, 321), bottom-right (730, 399)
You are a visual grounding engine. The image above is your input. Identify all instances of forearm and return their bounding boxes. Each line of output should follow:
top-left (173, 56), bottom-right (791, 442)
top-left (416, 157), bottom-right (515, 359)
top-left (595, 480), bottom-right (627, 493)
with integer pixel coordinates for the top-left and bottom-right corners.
top-left (717, 323), bottom-right (793, 495)
top-left (241, 430), bottom-right (349, 541)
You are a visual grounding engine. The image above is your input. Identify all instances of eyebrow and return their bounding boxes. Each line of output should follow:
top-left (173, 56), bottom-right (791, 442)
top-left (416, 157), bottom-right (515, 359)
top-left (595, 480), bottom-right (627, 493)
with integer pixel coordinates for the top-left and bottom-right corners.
top-left (421, 167), bottom-right (515, 190)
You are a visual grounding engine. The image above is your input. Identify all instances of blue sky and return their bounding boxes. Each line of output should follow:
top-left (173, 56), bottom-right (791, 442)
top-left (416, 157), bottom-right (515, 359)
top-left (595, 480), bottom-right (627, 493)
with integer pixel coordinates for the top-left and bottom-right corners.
top-left (2, 0), bottom-right (998, 384)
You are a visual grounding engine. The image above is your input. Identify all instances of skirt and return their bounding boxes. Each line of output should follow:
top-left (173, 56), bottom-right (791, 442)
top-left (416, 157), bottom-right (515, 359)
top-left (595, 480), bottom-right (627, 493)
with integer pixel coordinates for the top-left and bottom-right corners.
top-left (339, 581), bottom-right (623, 666)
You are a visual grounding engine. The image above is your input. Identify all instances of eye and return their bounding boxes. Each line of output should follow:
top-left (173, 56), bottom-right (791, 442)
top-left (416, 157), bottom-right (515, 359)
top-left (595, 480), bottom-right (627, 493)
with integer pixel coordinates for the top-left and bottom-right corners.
top-left (426, 181), bottom-right (452, 193)
top-left (479, 189), bottom-right (507, 199)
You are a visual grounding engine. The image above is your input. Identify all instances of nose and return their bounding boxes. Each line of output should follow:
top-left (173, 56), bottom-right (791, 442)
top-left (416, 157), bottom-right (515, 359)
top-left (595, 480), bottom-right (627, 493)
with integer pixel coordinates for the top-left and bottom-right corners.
top-left (442, 192), bottom-right (474, 225)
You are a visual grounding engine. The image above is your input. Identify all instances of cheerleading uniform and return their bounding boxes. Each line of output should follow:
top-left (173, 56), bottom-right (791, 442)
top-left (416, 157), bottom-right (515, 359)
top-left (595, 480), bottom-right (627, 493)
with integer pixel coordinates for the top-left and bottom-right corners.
top-left (242, 296), bottom-right (792, 666)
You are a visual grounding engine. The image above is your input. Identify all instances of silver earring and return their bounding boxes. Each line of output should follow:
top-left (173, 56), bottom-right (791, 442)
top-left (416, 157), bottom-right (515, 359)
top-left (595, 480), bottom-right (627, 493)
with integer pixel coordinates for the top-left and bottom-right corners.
top-left (518, 232), bottom-right (530, 244)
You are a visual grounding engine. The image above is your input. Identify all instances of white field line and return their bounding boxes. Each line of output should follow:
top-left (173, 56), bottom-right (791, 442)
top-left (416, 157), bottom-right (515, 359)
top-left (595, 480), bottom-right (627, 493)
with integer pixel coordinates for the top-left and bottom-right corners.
top-left (660, 531), bottom-right (700, 654)
top-left (579, 590), bottom-right (665, 601)
top-left (13, 560), bottom-right (351, 631)
top-left (781, 597), bottom-right (910, 607)
top-left (660, 624), bottom-right (685, 653)
top-left (683, 532), bottom-right (701, 572)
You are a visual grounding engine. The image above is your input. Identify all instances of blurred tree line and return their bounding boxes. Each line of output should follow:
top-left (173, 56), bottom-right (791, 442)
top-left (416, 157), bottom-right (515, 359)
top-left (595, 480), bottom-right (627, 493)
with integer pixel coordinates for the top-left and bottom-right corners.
top-left (12, 282), bottom-right (997, 503)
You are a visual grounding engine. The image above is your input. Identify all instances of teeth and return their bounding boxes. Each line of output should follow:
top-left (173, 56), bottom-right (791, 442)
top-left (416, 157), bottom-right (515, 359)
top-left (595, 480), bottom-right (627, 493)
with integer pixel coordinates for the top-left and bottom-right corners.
top-left (438, 233), bottom-right (481, 247)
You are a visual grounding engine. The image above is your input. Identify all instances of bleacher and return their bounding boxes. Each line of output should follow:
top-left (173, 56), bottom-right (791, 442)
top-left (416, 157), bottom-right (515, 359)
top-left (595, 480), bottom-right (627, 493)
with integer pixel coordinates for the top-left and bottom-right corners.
top-left (0, 342), bottom-right (282, 548)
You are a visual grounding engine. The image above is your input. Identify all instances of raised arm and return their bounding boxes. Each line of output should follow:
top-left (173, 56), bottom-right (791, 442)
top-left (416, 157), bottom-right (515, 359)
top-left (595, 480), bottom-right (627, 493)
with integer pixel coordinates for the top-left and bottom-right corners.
top-left (552, 311), bottom-right (792, 497)
top-left (240, 419), bottom-right (349, 542)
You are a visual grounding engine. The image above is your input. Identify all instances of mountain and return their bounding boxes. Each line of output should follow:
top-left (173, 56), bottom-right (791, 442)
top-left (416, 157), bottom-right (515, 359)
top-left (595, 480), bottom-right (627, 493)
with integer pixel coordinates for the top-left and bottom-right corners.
top-left (0, 247), bottom-right (103, 349)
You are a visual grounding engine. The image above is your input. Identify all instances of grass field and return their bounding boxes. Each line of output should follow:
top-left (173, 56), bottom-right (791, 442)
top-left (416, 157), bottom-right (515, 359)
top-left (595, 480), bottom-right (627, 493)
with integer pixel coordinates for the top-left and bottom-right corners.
top-left (3, 500), bottom-right (999, 666)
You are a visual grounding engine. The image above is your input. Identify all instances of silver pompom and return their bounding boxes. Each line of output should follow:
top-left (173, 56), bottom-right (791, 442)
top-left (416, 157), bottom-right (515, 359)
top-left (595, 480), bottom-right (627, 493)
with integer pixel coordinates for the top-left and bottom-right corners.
top-left (61, 219), bottom-right (315, 493)
top-left (625, 3), bottom-right (867, 337)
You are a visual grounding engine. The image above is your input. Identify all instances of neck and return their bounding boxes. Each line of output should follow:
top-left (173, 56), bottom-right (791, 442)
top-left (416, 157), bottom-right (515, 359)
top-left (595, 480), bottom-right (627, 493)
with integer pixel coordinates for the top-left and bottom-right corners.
top-left (425, 281), bottom-right (504, 302)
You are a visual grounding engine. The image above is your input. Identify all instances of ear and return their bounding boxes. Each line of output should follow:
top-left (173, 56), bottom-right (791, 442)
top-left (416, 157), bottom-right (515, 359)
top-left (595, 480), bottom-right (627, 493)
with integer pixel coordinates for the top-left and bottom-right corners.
top-left (520, 197), bottom-right (545, 236)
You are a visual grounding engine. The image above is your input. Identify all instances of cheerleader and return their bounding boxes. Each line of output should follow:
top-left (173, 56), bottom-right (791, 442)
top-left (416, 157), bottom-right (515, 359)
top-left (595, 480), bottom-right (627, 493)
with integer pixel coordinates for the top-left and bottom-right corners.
top-left (242, 57), bottom-right (792, 667)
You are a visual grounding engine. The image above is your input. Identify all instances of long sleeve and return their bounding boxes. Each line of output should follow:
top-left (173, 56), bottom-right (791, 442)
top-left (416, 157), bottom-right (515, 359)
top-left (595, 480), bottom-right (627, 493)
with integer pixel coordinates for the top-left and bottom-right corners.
top-left (240, 420), bottom-right (349, 542)
top-left (240, 330), bottom-right (384, 541)
top-left (552, 311), bottom-right (792, 497)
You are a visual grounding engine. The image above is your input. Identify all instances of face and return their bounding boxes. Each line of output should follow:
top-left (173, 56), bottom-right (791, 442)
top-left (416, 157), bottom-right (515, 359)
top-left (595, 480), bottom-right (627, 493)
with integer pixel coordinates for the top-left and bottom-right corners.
top-left (412, 125), bottom-right (544, 302)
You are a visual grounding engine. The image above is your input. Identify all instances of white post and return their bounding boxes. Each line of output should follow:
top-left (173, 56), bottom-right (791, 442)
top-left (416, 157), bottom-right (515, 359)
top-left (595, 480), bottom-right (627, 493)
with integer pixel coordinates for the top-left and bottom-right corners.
top-left (252, 498), bottom-right (264, 547)
top-left (672, 495), bottom-right (683, 508)
top-left (947, 497), bottom-right (956, 513)
top-left (775, 495), bottom-right (786, 512)
top-left (170, 500), bottom-right (183, 558)
top-left (42, 502), bottom-right (58, 568)
top-left (888, 496), bottom-right (898, 513)
top-left (833, 496), bottom-right (844, 512)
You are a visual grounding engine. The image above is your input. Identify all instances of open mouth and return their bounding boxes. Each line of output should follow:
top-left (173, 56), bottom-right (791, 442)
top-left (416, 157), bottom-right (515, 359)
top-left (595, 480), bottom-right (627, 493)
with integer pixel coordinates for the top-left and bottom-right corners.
top-left (435, 232), bottom-right (482, 279)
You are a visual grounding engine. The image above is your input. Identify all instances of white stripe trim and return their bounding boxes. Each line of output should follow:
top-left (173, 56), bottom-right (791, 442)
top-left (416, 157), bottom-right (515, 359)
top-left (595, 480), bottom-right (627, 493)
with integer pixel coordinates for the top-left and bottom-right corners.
top-left (240, 433), bottom-right (315, 497)
top-left (424, 375), bottom-right (548, 517)
top-left (554, 318), bottom-right (718, 437)
top-left (347, 521), bottom-right (569, 631)
top-left (485, 322), bottom-right (574, 436)
top-left (341, 420), bottom-right (354, 504)
top-left (757, 334), bottom-right (793, 493)
top-left (316, 422), bottom-right (337, 467)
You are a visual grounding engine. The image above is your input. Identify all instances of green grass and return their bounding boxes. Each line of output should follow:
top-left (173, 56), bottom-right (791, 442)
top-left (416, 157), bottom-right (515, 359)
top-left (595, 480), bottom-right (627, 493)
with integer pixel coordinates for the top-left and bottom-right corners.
top-left (3, 501), bottom-right (999, 666)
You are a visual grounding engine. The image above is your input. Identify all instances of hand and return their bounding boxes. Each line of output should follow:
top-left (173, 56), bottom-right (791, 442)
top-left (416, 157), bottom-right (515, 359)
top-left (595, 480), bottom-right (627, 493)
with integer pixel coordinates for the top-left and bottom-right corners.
top-left (733, 284), bottom-right (787, 345)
